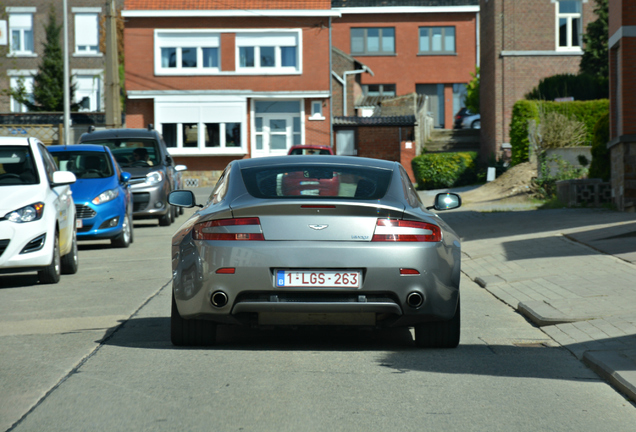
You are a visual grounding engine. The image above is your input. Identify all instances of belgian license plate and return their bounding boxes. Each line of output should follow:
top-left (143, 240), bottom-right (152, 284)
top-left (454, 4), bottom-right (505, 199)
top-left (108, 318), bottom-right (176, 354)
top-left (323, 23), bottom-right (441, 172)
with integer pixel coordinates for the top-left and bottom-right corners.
top-left (76, 219), bottom-right (83, 229)
top-left (276, 270), bottom-right (361, 288)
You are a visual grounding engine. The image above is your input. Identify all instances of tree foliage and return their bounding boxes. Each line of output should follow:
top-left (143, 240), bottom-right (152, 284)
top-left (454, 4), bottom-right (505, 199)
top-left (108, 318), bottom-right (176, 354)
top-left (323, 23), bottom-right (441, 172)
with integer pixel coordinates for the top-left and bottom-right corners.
top-left (465, 67), bottom-right (480, 114)
top-left (580, 0), bottom-right (608, 78)
top-left (11, 6), bottom-right (79, 112)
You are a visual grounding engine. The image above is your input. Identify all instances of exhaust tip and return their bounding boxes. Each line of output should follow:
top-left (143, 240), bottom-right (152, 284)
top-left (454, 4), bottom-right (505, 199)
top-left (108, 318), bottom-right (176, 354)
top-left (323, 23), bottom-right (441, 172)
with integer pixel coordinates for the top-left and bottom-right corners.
top-left (407, 292), bottom-right (424, 308)
top-left (211, 291), bottom-right (228, 308)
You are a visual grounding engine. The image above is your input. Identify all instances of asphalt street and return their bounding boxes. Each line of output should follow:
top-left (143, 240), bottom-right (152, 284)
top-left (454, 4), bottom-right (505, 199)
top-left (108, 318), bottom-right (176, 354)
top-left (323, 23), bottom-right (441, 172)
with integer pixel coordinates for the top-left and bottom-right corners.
top-left (1, 187), bottom-right (636, 431)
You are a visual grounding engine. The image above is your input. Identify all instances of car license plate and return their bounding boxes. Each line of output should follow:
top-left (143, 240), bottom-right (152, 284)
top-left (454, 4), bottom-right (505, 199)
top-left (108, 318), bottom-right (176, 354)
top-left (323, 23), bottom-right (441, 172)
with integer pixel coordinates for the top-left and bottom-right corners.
top-left (76, 219), bottom-right (83, 229)
top-left (276, 270), bottom-right (361, 288)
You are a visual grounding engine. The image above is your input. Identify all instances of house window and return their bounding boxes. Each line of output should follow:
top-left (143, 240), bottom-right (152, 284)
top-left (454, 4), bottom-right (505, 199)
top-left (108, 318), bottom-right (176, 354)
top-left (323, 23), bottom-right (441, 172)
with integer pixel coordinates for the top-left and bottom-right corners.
top-left (362, 84), bottom-right (396, 97)
top-left (9, 13), bottom-right (34, 55)
top-left (351, 28), bottom-right (395, 55)
top-left (155, 99), bottom-right (247, 155)
top-left (74, 74), bottom-right (102, 112)
top-left (556, 1), bottom-right (582, 50)
top-left (10, 76), bottom-right (34, 112)
top-left (236, 32), bottom-right (300, 73)
top-left (419, 27), bottom-right (455, 54)
top-left (155, 32), bottom-right (221, 75)
top-left (74, 13), bottom-right (99, 54)
top-left (310, 101), bottom-right (324, 120)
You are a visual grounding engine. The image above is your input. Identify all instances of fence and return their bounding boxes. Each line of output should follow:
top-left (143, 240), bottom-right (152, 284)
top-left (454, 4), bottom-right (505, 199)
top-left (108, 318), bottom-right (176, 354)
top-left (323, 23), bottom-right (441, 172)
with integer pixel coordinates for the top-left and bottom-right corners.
top-left (556, 179), bottom-right (612, 207)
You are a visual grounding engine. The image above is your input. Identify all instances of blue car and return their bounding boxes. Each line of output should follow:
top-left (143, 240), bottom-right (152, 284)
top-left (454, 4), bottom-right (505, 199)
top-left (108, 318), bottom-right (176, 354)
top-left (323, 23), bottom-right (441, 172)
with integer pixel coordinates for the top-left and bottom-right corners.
top-left (48, 144), bottom-right (134, 248)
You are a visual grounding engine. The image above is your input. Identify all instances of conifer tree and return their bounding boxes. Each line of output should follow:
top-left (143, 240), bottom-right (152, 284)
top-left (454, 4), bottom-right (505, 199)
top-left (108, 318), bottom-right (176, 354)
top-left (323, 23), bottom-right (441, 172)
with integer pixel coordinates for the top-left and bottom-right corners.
top-left (580, 0), bottom-right (608, 78)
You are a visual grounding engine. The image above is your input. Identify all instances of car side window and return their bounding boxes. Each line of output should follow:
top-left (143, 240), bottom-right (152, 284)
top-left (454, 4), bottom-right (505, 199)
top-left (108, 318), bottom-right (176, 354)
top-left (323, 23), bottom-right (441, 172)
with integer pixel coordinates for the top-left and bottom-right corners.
top-left (209, 168), bottom-right (229, 204)
top-left (37, 143), bottom-right (57, 184)
top-left (399, 166), bottom-right (423, 208)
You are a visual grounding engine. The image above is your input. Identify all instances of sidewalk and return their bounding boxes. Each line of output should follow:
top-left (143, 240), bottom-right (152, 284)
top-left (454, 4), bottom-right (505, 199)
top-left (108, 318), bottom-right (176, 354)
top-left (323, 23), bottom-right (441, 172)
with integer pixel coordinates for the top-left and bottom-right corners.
top-left (427, 193), bottom-right (636, 401)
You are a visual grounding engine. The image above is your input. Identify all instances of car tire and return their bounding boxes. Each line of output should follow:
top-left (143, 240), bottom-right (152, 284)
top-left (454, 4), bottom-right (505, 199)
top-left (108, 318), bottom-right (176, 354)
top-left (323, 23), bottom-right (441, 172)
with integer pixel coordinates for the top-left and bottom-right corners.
top-left (171, 294), bottom-right (217, 346)
top-left (111, 213), bottom-right (132, 248)
top-left (158, 210), bottom-right (172, 227)
top-left (414, 299), bottom-right (460, 348)
top-left (170, 205), bottom-right (176, 223)
top-left (471, 120), bottom-right (481, 129)
top-left (38, 232), bottom-right (61, 284)
top-left (61, 228), bottom-right (79, 274)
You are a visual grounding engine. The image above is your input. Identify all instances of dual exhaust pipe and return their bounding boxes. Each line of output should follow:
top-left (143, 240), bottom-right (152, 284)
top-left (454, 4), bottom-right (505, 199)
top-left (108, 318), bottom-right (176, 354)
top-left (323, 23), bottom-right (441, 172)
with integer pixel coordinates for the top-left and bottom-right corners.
top-left (212, 290), bottom-right (423, 309)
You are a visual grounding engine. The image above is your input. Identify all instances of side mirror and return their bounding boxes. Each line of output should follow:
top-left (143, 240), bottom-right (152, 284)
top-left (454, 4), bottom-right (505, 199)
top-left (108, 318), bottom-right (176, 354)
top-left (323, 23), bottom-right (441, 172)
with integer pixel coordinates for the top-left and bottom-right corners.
top-left (428, 193), bottom-right (461, 211)
top-left (168, 190), bottom-right (200, 208)
top-left (52, 170), bottom-right (77, 186)
top-left (121, 172), bottom-right (131, 183)
top-left (175, 164), bottom-right (187, 172)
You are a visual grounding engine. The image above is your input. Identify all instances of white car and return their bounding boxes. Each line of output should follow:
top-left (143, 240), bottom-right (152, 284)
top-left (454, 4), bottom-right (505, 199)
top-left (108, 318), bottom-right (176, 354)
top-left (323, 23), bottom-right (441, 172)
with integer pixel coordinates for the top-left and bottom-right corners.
top-left (0, 137), bottom-right (79, 284)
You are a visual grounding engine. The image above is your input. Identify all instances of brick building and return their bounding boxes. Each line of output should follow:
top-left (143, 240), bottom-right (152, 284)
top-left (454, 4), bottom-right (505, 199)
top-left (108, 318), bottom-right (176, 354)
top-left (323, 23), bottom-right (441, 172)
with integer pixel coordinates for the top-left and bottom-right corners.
top-left (331, 0), bottom-right (479, 129)
top-left (1, 0), bottom-right (119, 114)
top-left (479, 0), bottom-right (596, 159)
top-left (122, 0), bottom-right (336, 173)
top-left (608, 0), bottom-right (636, 212)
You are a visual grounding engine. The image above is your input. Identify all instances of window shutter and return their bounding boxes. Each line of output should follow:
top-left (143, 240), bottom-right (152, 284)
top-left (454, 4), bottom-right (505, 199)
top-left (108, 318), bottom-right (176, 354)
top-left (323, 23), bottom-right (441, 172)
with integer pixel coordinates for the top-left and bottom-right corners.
top-left (75, 14), bottom-right (98, 47)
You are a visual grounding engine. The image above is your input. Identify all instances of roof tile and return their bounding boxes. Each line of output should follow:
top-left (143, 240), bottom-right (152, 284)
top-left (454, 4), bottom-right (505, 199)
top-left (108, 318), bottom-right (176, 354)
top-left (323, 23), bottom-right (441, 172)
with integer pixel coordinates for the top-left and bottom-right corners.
top-left (125, 0), bottom-right (332, 10)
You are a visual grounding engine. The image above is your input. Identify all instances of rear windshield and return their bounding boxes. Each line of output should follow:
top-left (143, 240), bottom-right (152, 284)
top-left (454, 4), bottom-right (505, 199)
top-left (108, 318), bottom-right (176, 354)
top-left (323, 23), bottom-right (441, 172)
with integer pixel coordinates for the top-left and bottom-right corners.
top-left (81, 138), bottom-right (160, 168)
top-left (51, 151), bottom-right (114, 179)
top-left (0, 146), bottom-right (40, 186)
top-left (288, 148), bottom-right (332, 155)
top-left (241, 165), bottom-right (392, 200)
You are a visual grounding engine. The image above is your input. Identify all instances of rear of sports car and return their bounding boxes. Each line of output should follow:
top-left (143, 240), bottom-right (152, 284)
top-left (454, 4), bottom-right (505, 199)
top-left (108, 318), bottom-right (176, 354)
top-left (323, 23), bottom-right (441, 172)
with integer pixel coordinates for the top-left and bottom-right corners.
top-left (171, 157), bottom-right (461, 347)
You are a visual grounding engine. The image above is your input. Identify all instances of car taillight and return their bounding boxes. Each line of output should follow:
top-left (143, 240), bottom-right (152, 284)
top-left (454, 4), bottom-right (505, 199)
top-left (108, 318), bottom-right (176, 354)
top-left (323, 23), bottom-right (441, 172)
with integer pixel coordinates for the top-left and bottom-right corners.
top-left (372, 219), bottom-right (441, 242)
top-left (193, 217), bottom-right (264, 241)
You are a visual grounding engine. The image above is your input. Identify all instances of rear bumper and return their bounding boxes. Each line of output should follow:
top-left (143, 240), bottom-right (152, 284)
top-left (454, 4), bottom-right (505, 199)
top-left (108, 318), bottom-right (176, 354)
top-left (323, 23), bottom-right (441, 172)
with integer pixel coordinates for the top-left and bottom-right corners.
top-left (172, 239), bottom-right (461, 327)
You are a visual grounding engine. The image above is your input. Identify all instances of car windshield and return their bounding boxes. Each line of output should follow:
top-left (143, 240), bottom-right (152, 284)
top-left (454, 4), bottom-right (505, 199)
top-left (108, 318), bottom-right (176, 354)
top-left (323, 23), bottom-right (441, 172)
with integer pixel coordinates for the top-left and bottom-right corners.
top-left (0, 146), bottom-right (40, 186)
top-left (81, 139), bottom-right (160, 168)
top-left (289, 148), bottom-right (332, 155)
top-left (241, 164), bottom-right (392, 199)
top-left (51, 151), bottom-right (114, 179)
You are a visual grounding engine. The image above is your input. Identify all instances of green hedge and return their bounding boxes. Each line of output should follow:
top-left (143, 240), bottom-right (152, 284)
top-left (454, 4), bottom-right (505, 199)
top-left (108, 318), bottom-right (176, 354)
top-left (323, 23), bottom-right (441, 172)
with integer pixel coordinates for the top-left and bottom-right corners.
top-left (412, 152), bottom-right (478, 190)
top-left (510, 99), bottom-right (609, 165)
top-left (525, 73), bottom-right (609, 101)
top-left (588, 112), bottom-right (611, 181)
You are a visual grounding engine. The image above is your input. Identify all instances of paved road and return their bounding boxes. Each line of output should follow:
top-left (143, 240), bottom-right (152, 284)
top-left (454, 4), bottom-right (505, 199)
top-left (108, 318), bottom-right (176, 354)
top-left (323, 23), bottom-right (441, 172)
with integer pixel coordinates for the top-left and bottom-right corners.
top-left (2, 192), bottom-right (636, 431)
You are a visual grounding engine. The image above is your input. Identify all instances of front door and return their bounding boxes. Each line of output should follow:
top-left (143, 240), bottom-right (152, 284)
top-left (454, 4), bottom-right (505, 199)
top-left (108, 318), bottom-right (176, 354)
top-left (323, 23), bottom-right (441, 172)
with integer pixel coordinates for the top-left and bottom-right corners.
top-left (253, 113), bottom-right (300, 156)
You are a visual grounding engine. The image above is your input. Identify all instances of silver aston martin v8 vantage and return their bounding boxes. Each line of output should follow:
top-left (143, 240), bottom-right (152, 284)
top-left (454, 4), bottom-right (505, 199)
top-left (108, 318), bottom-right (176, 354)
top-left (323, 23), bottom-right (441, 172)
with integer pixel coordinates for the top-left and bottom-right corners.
top-left (168, 155), bottom-right (462, 347)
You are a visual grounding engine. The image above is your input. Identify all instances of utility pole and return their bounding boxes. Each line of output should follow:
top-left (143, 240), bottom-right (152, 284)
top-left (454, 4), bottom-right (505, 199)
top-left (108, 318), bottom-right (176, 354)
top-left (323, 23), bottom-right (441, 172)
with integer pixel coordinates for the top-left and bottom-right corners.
top-left (63, 0), bottom-right (70, 144)
top-left (105, 0), bottom-right (121, 128)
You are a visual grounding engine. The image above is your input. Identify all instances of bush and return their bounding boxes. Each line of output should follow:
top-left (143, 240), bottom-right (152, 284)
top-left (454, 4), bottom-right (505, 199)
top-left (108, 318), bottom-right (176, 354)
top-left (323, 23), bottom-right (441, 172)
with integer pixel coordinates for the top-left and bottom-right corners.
top-left (525, 73), bottom-right (609, 101)
top-left (509, 100), bottom-right (539, 166)
top-left (510, 99), bottom-right (609, 165)
top-left (412, 152), bottom-right (478, 190)
top-left (533, 154), bottom-right (588, 200)
top-left (588, 112), bottom-right (611, 181)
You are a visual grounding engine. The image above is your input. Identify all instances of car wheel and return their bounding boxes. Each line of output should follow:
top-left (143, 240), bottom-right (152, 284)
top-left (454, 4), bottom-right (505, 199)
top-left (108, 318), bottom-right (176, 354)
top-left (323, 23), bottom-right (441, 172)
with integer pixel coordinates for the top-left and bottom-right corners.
top-left (61, 228), bottom-right (79, 274)
top-left (414, 299), bottom-right (460, 348)
top-left (111, 213), bottom-right (132, 248)
top-left (171, 294), bottom-right (217, 346)
top-left (471, 120), bottom-right (481, 129)
top-left (158, 210), bottom-right (172, 227)
top-left (38, 232), bottom-right (61, 284)
top-left (129, 212), bottom-right (134, 244)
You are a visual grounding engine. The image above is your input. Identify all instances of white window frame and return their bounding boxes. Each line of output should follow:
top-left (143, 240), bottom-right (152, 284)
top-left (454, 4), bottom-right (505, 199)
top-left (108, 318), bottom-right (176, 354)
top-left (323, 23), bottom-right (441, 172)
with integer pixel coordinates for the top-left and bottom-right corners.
top-left (72, 69), bottom-right (104, 112)
top-left (235, 30), bottom-right (302, 75)
top-left (555, 0), bottom-right (584, 51)
top-left (9, 70), bottom-right (36, 113)
top-left (154, 30), bottom-right (221, 75)
top-left (8, 10), bottom-right (35, 56)
top-left (73, 10), bottom-right (101, 56)
top-left (309, 101), bottom-right (325, 120)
